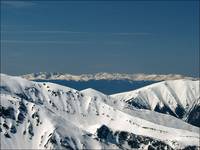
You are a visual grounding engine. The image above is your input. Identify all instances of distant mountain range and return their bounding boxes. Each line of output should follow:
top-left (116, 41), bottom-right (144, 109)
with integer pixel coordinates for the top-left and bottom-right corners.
top-left (22, 72), bottom-right (196, 81)
top-left (21, 72), bottom-right (198, 95)
top-left (0, 74), bottom-right (199, 149)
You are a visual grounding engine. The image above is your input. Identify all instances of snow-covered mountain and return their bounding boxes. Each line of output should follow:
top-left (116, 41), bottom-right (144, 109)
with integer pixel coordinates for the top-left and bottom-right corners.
top-left (111, 79), bottom-right (200, 127)
top-left (22, 72), bottom-right (196, 81)
top-left (1, 74), bottom-right (199, 149)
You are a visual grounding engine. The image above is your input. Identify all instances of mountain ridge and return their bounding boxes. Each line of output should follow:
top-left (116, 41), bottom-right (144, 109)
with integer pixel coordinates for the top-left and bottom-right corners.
top-left (0, 74), bottom-right (199, 149)
top-left (111, 79), bottom-right (200, 127)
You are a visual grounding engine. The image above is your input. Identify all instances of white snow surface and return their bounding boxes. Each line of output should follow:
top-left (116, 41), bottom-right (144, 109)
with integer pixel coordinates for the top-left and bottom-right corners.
top-left (0, 74), bottom-right (199, 149)
top-left (111, 79), bottom-right (200, 117)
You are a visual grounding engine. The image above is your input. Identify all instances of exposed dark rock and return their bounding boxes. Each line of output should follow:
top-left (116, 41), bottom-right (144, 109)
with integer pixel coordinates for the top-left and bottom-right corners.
top-left (175, 104), bottom-right (185, 118)
top-left (16, 101), bottom-right (27, 124)
top-left (118, 131), bottom-right (128, 144)
top-left (17, 113), bottom-right (25, 123)
top-left (3, 123), bottom-right (9, 130)
top-left (15, 93), bottom-right (29, 100)
top-left (32, 112), bottom-right (39, 119)
top-left (0, 106), bottom-right (15, 120)
top-left (50, 136), bottom-right (57, 145)
top-left (183, 145), bottom-right (199, 150)
top-left (96, 125), bottom-right (173, 150)
top-left (0, 86), bottom-right (11, 93)
top-left (10, 125), bottom-right (17, 134)
top-left (19, 101), bottom-right (27, 113)
top-left (128, 100), bottom-right (150, 109)
top-left (97, 125), bottom-right (112, 140)
top-left (23, 130), bottom-right (26, 135)
top-left (127, 138), bottom-right (140, 148)
top-left (187, 105), bottom-right (200, 127)
top-left (25, 87), bottom-right (39, 96)
top-left (32, 112), bottom-right (40, 126)
top-left (148, 145), bottom-right (156, 150)
top-left (28, 123), bottom-right (34, 137)
top-left (4, 132), bottom-right (11, 138)
top-left (154, 103), bottom-right (176, 117)
top-left (60, 137), bottom-right (73, 150)
top-left (44, 134), bottom-right (59, 149)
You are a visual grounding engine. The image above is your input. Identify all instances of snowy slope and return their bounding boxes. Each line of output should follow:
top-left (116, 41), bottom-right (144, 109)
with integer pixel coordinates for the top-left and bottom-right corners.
top-left (81, 88), bottom-right (199, 133)
top-left (0, 74), bottom-right (199, 149)
top-left (111, 80), bottom-right (200, 126)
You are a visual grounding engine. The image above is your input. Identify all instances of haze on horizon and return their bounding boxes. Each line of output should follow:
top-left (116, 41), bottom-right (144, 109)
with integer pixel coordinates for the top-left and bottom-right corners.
top-left (1, 1), bottom-right (199, 77)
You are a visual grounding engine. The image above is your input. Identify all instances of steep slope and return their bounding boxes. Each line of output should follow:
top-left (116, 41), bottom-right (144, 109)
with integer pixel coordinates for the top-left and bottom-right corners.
top-left (1, 74), bottom-right (199, 149)
top-left (111, 79), bottom-right (200, 127)
top-left (81, 88), bottom-right (199, 133)
top-left (184, 98), bottom-right (200, 127)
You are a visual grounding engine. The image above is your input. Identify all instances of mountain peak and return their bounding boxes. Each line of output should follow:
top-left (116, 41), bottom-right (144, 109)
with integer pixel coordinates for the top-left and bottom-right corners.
top-left (1, 74), bottom-right (199, 149)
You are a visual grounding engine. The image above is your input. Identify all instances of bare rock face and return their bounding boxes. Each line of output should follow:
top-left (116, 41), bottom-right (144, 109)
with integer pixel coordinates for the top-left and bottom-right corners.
top-left (97, 125), bottom-right (174, 150)
top-left (186, 105), bottom-right (200, 127)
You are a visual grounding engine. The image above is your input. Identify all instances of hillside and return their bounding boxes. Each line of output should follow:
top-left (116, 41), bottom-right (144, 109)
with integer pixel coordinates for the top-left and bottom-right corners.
top-left (111, 79), bottom-right (200, 127)
top-left (0, 74), bottom-right (199, 149)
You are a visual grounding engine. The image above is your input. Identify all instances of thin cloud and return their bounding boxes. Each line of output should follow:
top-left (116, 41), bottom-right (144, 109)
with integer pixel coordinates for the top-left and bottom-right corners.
top-left (1, 40), bottom-right (89, 44)
top-left (1, 30), bottom-right (89, 34)
top-left (1, 30), bottom-right (152, 36)
top-left (1, 40), bottom-right (132, 45)
top-left (112, 32), bottom-right (152, 36)
top-left (1, 1), bottom-right (36, 8)
top-left (102, 41), bottom-right (131, 45)
top-left (27, 31), bottom-right (89, 34)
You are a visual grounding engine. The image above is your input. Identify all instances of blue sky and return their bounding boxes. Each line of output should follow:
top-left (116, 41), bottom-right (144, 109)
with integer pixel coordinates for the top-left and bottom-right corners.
top-left (1, 1), bottom-right (199, 77)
